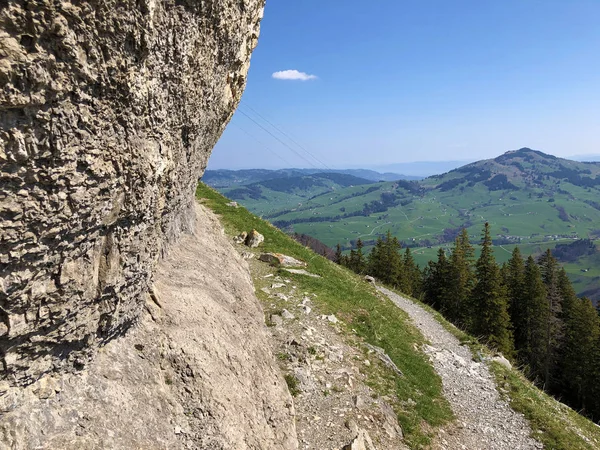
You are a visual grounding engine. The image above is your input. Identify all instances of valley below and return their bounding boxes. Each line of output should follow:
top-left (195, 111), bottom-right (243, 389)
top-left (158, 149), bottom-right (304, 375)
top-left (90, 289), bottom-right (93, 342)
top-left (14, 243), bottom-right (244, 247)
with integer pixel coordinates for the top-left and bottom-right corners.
top-left (206, 148), bottom-right (600, 301)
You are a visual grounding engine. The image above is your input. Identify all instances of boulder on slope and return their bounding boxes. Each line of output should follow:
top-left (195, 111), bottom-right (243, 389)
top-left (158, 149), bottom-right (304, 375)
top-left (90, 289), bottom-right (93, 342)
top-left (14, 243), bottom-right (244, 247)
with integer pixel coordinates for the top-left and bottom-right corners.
top-left (259, 253), bottom-right (307, 267)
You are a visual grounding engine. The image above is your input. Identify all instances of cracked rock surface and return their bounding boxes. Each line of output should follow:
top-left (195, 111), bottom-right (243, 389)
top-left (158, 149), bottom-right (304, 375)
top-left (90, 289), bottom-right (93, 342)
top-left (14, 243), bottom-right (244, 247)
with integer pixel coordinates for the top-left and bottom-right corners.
top-left (0, 0), bottom-right (264, 386)
top-left (377, 286), bottom-right (542, 450)
top-left (0, 204), bottom-right (298, 449)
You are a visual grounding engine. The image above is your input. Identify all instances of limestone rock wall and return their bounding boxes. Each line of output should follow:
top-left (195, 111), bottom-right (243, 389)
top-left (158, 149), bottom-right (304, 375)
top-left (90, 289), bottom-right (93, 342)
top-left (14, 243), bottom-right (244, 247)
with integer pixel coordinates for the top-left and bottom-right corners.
top-left (0, 0), bottom-right (265, 385)
top-left (0, 204), bottom-right (298, 449)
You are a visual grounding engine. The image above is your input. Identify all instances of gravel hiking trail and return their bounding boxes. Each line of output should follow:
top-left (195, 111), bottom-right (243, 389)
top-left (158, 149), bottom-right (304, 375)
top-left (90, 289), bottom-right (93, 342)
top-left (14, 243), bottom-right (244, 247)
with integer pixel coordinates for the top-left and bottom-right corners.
top-left (377, 286), bottom-right (542, 450)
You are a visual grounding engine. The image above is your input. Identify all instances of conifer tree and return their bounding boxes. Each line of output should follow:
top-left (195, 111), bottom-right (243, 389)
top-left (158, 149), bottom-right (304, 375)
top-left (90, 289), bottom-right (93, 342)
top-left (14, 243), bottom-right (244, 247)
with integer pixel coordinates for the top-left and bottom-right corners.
top-left (505, 247), bottom-right (526, 346)
top-left (423, 248), bottom-right (450, 310)
top-left (367, 231), bottom-right (403, 285)
top-left (349, 238), bottom-right (366, 274)
top-left (471, 223), bottom-right (514, 356)
top-left (559, 297), bottom-right (600, 416)
top-left (519, 256), bottom-right (550, 382)
top-left (348, 248), bottom-right (357, 270)
top-left (356, 238), bottom-right (366, 273)
top-left (334, 243), bottom-right (343, 265)
top-left (499, 262), bottom-right (509, 286)
top-left (446, 229), bottom-right (475, 327)
top-left (401, 247), bottom-right (421, 297)
top-left (505, 247), bottom-right (525, 306)
top-left (367, 236), bottom-right (386, 280)
top-left (537, 249), bottom-right (564, 390)
top-left (557, 267), bottom-right (578, 319)
top-left (386, 233), bottom-right (404, 287)
top-left (588, 320), bottom-right (600, 420)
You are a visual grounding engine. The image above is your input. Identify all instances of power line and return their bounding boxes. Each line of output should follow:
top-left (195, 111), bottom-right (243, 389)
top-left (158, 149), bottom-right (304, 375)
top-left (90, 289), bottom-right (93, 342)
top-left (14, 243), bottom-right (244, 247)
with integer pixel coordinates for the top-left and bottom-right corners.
top-left (240, 101), bottom-right (331, 170)
top-left (229, 122), bottom-right (293, 167)
top-left (237, 109), bottom-right (321, 169)
top-left (240, 101), bottom-right (332, 170)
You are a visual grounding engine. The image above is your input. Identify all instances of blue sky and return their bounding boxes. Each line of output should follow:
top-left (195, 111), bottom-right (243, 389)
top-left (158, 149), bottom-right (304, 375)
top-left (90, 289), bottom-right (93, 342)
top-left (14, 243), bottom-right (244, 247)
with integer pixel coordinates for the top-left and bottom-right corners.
top-left (208, 0), bottom-right (600, 170)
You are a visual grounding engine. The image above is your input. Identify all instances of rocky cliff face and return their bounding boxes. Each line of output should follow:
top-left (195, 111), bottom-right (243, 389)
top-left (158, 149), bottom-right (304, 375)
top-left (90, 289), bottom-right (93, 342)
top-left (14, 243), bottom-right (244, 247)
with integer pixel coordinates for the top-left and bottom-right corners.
top-left (0, 204), bottom-right (298, 449)
top-left (0, 0), bottom-right (264, 385)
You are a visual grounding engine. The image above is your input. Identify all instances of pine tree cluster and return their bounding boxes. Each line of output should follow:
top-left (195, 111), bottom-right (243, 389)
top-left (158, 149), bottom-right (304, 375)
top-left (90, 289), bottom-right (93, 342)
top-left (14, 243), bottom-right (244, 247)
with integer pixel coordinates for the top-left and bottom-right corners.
top-left (336, 223), bottom-right (600, 422)
top-left (336, 231), bottom-right (421, 297)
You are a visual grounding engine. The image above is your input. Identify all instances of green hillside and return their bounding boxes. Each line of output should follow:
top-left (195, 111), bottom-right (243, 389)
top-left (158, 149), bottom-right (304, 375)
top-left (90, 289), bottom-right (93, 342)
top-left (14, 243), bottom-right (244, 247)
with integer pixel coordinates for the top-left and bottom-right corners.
top-left (197, 182), bottom-right (600, 449)
top-left (195, 183), bottom-right (453, 446)
top-left (203, 167), bottom-right (419, 188)
top-left (208, 149), bottom-right (600, 300)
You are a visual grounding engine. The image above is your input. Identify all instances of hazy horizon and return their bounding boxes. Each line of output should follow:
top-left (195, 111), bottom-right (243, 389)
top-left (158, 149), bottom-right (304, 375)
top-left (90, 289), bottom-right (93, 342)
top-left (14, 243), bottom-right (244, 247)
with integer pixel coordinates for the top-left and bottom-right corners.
top-left (207, 149), bottom-right (600, 175)
top-left (209, 1), bottom-right (600, 171)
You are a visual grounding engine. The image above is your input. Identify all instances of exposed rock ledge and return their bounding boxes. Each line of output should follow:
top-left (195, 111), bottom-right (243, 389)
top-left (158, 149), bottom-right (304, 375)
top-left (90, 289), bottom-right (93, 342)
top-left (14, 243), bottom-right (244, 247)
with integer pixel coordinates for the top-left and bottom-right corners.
top-left (0, 204), bottom-right (298, 449)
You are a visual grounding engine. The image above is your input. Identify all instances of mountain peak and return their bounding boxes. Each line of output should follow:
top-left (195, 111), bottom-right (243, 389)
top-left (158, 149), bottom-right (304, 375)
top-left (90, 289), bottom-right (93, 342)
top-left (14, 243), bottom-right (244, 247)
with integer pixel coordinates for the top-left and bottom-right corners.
top-left (496, 148), bottom-right (557, 162)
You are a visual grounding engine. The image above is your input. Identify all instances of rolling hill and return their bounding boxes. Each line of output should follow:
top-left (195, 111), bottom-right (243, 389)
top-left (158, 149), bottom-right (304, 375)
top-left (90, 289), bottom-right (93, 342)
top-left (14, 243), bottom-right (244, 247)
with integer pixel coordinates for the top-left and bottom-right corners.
top-left (207, 148), bottom-right (600, 300)
top-left (203, 167), bottom-right (419, 189)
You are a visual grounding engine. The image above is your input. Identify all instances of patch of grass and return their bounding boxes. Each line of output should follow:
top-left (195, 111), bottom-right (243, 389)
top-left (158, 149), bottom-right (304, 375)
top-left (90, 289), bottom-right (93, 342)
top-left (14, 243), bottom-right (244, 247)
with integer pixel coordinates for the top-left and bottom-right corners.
top-left (491, 362), bottom-right (600, 450)
top-left (209, 166), bottom-right (600, 300)
top-left (389, 286), bottom-right (600, 450)
top-left (284, 374), bottom-right (301, 397)
top-left (197, 183), bottom-right (453, 447)
top-left (277, 352), bottom-right (291, 362)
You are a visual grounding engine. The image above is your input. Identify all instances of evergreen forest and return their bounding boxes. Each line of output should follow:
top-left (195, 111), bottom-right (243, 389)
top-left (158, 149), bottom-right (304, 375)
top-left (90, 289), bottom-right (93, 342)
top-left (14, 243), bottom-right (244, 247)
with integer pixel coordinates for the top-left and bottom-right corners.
top-left (336, 223), bottom-right (600, 422)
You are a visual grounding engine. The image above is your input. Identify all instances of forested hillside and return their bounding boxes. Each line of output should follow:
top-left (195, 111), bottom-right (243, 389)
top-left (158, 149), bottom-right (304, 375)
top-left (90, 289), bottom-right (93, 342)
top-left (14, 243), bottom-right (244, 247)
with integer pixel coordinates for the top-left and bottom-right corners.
top-left (209, 149), bottom-right (600, 300)
top-left (337, 223), bottom-right (600, 423)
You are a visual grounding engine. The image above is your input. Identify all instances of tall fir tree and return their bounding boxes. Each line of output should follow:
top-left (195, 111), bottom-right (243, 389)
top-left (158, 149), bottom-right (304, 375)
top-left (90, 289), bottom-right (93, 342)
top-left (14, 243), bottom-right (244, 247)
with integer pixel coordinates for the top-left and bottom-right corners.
top-left (334, 243), bottom-right (343, 265)
top-left (349, 238), bottom-right (366, 274)
top-left (559, 297), bottom-right (600, 417)
top-left (348, 248), bottom-right (357, 270)
top-left (557, 267), bottom-right (578, 320)
top-left (446, 229), bottom-right (475, 327)
top-left (519, 256), bottom-right (550, 383)
top-left (505, 247), bottom-right (526, 348)
top-left (423, 248), bottom-right (450, 310)
top-left (402, 247), bottom-right (422, 297)
top-left (471, 223), bottom-right (514, 356)
top-left (387, 233), bottom-right (404, 287)
top-left (589, 317), bottom-right (600, 421)
top-left (367, 236), bottom-right (386, 280)
top-left (505, 247), bottom-right (525, 310)
top-left (537, 249), bottom-right (564, 390)
top-left (367, 231), bottom-right (403, 286)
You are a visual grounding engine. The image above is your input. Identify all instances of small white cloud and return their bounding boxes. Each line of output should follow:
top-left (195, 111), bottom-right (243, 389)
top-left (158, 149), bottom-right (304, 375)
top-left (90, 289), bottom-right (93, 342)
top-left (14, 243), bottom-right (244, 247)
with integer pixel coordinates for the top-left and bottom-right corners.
top-left (272, 69), bottom-right (318, 81)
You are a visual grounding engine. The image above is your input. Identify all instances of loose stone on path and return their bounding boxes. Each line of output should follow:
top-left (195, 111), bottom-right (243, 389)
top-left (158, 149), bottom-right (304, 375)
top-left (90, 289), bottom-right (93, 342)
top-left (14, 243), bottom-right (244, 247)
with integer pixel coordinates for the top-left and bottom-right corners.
top-left (377, 286), bottom-right (542, 450)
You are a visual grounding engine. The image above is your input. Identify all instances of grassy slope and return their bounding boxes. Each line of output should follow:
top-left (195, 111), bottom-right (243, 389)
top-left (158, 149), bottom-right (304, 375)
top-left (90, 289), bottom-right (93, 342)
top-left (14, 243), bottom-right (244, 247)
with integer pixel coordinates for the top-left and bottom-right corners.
top-left (278, 181), bottom-right (600, 249)
top-left (198, 181), bottom-right (600, 449)
top-left (196, 183), bottom-right (453, 447)
top-left (224, 174), bottom-right (600, 299)
top-left (392, 288), bottom-right (600, 450)
top-left (220, 174), bottom-right (374, 217)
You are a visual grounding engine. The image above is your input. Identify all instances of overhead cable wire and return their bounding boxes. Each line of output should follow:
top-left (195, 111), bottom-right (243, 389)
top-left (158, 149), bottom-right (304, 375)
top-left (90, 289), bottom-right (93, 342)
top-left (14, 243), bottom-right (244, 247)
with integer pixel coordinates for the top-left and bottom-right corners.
top-left (240, 101), bottom-right (332, 170)
top-left (240, 101), bottom-right (331, 170)
top-left (229, 122), bottom-right (293, 167)
top-left (236, 109), bottom-right (320, 169)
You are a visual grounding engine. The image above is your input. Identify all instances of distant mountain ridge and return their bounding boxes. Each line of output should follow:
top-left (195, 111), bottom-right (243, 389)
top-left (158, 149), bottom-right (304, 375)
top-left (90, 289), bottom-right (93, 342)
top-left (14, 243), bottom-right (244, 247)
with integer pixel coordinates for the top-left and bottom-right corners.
top-left (426, 148), bottom-right (600, 190)
top-left (203, 168), bottom-right (420, 188)
top-left (205, 148), bottom-right (600, 302)
top-left (372, 160), bottom-right (472, 177)
top-left (570, 154), bottom-right (600, 162)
